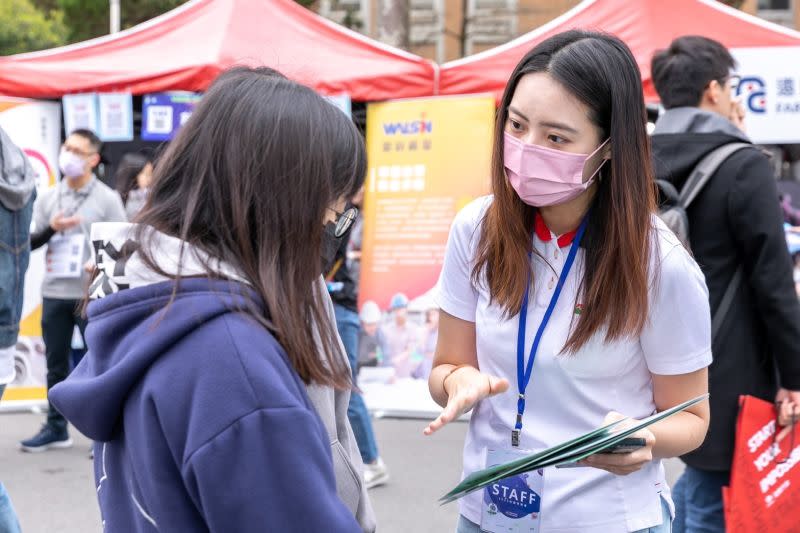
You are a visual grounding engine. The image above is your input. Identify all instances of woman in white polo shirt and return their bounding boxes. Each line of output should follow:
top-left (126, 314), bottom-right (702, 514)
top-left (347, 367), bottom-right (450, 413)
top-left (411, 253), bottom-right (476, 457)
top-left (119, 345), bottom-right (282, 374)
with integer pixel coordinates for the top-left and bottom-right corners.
top-left (424, 30), bottom-right (711, 533)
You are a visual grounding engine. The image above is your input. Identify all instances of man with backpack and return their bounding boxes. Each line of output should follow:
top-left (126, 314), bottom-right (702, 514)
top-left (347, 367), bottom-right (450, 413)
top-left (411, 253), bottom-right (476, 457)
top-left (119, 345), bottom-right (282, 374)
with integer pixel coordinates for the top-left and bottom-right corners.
top-left (651, 36), bottom-right (800, 532)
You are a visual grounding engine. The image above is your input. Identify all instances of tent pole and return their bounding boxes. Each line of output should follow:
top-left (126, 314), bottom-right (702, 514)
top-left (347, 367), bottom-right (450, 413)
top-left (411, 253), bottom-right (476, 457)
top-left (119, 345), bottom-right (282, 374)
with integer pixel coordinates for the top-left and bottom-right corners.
top-left (110, 0), bottom-right (121, 34)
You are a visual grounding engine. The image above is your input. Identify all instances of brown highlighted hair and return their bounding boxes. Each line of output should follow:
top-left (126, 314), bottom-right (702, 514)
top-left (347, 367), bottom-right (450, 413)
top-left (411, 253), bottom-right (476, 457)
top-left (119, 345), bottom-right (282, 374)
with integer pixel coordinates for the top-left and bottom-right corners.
top-left (134, 66), bottom-right (365, 389)
top-left (473, 30), bottom-right (656, 353)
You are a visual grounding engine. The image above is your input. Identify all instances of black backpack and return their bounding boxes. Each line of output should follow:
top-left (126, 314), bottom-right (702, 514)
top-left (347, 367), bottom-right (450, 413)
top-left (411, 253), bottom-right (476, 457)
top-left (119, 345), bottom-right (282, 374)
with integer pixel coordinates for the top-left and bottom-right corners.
top-left (656, 142), bottom-right (751, 340)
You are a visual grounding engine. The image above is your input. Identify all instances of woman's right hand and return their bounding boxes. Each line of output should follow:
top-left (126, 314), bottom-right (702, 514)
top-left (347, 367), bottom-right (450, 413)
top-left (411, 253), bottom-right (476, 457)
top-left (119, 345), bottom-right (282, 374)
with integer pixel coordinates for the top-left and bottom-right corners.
top-left (423, 365), bottom-right (508, 436)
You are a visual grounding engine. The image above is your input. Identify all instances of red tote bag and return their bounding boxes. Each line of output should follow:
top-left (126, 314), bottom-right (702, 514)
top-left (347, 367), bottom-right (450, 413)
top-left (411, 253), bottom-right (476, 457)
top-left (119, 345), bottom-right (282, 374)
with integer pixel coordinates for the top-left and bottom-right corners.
top-left (723, 395), bottom-right (800, 532)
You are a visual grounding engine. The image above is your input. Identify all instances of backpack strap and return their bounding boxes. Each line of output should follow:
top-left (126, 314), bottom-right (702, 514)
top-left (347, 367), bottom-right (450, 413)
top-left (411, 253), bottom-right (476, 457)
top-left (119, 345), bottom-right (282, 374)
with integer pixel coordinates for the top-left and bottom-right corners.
top-left (712, 266), bottom-right (744, 341)
top-left (679, 142), bottom-right (752, 209)
top-left (678, 142), bottom-right (751, 341)
top-left (656, 179), bottom-right (681, 206)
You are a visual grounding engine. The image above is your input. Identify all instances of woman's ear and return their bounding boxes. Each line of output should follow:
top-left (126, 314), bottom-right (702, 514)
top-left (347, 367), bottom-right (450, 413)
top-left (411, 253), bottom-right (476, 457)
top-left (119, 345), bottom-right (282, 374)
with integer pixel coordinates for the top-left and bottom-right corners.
top-left (602, 143), bottom-right (612, 161)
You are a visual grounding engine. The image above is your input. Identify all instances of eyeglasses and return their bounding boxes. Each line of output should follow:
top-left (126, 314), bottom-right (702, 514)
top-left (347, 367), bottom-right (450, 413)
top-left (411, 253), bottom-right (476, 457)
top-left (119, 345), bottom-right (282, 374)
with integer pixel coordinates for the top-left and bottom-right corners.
top-left (328, 206), bottom-right (358, 238)
top-left (62, 145), bottom-right (96, 158)
top-left (725, 74), bottom-right (742, 94)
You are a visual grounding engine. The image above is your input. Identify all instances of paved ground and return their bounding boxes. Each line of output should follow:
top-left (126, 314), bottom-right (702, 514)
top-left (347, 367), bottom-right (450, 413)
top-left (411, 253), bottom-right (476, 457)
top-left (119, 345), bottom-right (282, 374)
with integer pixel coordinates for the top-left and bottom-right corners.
top-left (0, 413), bottom-right (684, 533)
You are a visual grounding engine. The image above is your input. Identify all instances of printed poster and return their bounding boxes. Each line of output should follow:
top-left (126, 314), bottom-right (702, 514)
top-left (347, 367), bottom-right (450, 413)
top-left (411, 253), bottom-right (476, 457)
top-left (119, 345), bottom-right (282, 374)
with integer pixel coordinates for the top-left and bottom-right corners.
top-left (358, 95), bottom-right (494, 417)
top-left (62, 93), bottom-right (99, 136)
top-left (361, 94), bottom-right (494, 309)
top-left (0, 97), bottom-right (62, 409)
top-left (141, 92), bottom-right (202, 141)
top-left (97, 92), bottom-right (134, 142)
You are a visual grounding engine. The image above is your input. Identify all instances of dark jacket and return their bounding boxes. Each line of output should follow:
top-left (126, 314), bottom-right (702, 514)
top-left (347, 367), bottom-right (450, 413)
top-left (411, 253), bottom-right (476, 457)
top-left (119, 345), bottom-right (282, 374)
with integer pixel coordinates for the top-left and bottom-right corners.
top-left (652, 107), bottom-right (800, 471)
top-left (50, 278), bottom-right (362, 532)
top-left (327, 222), bottom-right (359, 313)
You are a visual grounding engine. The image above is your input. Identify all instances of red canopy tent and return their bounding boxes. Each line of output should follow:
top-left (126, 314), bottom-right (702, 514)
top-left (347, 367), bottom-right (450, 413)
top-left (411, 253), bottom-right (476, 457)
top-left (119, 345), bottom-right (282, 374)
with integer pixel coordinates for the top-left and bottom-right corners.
top-left (0, 0), bottom-right (437, 101)
top-left (439, 0), bottom-right (800, 102)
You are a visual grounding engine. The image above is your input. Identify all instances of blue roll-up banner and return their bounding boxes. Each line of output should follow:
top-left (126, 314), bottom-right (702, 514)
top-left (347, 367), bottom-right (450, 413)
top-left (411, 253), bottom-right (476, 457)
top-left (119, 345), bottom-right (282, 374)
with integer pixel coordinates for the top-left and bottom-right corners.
top-left (142, 92), bottom-right (202, 141)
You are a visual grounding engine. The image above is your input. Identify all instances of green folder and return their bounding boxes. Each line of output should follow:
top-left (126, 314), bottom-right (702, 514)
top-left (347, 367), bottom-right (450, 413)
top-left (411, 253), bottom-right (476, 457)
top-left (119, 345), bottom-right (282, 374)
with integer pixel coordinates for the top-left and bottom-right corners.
top-left (440, 393), bottom-right (709, 505)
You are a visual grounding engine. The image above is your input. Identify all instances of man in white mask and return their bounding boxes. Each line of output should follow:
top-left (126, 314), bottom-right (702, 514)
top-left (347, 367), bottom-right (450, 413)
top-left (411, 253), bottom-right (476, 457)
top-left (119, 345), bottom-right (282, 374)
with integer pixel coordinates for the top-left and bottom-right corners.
top-left (20, 129), bottom-right (126, 452)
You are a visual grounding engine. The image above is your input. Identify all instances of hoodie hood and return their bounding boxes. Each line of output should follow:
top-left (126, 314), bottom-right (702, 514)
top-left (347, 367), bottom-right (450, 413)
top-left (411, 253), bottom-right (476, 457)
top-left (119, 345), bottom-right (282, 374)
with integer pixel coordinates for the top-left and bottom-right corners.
top-left (47, 226), bottom-right (373, 533)
top-left (50, 223), bottom-right (253, 441)
top-left (651, 107), bottom-right (753, 190)
top-left (88, 222), bottom-right (247, 299)
top-left (0, 125), bottom-right (37, 211)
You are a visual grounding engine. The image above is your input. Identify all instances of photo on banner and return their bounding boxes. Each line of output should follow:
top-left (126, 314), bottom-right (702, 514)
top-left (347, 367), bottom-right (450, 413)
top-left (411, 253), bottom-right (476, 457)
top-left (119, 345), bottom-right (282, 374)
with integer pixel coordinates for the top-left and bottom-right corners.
top-left (358, 94), bottom-right (494, 417)
top-left (0, 97), bottom-right (62, 410)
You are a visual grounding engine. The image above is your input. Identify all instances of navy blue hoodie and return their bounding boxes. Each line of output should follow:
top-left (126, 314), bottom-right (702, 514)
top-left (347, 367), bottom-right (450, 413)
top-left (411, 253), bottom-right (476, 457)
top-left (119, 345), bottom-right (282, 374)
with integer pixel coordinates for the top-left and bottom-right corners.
top-left (50, 277), bottom-right (362, 532)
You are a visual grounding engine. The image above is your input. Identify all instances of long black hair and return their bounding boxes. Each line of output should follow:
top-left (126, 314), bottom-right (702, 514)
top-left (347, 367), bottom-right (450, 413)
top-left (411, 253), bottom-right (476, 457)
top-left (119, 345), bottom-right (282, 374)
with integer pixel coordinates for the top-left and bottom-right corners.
top-left (114, 153), bottom-right (149, 205)
top-left (135, 66), bottom-right (366, 389)
top-left (475, 29), bottom-right (656, 352)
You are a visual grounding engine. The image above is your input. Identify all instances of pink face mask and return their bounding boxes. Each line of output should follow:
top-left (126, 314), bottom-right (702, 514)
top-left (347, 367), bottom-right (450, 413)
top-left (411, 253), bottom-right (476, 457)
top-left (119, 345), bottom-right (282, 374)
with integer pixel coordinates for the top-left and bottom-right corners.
top-left (504, 132), bottom-right (609, 207)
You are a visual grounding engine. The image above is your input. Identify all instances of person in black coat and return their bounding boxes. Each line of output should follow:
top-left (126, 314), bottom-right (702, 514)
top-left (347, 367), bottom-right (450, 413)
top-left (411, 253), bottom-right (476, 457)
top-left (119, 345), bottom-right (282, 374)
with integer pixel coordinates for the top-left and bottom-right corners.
top-left (325, 207), bottom-right (390, 489)
top-left (651, 36), bottom-right (800, 533)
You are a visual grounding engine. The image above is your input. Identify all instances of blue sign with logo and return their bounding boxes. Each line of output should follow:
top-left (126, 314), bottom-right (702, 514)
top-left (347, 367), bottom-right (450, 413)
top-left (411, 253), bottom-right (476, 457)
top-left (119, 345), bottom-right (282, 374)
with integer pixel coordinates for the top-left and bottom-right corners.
top-left (141, 92), bottom-right (202, 141)
top-left (730, 47), bottom-right (800, 144)
top-left (737, 77), bottom-right (767, 115)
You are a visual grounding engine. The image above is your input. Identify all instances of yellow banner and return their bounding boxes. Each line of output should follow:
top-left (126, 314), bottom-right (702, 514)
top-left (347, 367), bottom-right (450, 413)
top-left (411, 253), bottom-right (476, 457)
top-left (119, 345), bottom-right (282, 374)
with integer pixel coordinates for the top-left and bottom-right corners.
top-left (360, 95), bottom-right (494, 311)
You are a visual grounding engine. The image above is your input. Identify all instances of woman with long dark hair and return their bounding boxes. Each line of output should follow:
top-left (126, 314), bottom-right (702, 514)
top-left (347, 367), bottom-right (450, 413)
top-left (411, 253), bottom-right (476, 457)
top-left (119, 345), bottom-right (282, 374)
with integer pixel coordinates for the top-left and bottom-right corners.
top-left (49, 67), bottom-right (371, 532)
top-left (425, 30), bottom-right (711, 532)
top-left (114, 153), bottom-right (152, 220)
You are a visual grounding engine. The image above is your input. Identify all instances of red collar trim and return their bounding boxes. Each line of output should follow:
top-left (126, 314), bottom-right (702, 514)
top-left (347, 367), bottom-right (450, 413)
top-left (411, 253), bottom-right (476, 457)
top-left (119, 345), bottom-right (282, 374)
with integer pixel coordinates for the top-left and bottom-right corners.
top-left (534, 212), bottom-right (578, 248)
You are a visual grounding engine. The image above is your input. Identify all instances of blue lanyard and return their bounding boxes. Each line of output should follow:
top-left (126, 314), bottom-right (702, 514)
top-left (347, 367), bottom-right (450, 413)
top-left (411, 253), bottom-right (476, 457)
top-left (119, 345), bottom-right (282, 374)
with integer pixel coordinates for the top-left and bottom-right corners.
top-left (512, 216), bottom-right (589, 447)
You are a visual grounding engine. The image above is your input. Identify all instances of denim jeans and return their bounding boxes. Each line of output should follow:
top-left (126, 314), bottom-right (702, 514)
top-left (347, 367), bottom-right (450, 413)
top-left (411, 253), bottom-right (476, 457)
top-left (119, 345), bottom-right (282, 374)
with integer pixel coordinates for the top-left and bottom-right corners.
top-left (0, 196), bottom-right (33, 349)
top-left (333, 304), bottom-right (379, 464)
top-left (672, 465), bottom-right (728, 533)
top-left (42, 298), bottom-right (87, 430)
top-left (456, 496), bottom-right (672, 533)
top-left (0, 385), bottom-right (22, 533)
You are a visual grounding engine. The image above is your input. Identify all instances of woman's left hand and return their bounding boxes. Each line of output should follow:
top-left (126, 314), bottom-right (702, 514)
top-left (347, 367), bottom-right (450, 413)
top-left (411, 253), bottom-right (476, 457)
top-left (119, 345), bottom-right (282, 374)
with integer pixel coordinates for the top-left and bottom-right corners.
top-left (580, 411), bottom-right (656, 476)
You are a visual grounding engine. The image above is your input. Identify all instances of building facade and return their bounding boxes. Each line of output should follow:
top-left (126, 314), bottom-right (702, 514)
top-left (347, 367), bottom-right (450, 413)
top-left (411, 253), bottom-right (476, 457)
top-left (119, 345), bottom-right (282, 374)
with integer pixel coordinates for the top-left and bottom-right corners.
top-left (317, 0), bottom-right (799, 63)
top-left (746, 0), bottom-right (799, 29)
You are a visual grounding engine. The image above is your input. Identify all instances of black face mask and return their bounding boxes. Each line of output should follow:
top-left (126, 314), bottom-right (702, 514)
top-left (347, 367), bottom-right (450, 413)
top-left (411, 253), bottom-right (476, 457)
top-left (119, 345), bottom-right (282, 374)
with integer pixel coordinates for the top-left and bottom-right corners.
top-left (321, 221), bottom-right (342, 276)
